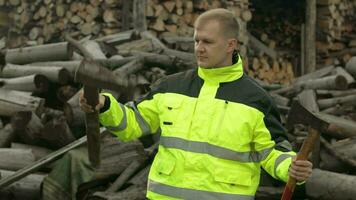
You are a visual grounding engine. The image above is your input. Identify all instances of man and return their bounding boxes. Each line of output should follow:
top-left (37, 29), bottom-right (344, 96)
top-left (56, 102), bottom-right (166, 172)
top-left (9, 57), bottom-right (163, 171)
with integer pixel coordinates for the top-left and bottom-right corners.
top-left (80, 8), bottom-right (312, 200)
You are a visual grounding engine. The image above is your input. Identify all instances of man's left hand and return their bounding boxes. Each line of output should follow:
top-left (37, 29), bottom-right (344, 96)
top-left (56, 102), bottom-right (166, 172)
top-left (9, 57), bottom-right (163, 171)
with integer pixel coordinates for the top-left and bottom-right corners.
top-left (289, 157), bottom-right (313, 182)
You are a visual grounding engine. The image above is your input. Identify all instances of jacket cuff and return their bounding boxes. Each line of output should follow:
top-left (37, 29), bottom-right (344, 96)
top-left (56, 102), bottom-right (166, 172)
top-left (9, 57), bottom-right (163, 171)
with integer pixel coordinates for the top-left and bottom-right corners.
top-left (99, 95), bottom-right (111, 113)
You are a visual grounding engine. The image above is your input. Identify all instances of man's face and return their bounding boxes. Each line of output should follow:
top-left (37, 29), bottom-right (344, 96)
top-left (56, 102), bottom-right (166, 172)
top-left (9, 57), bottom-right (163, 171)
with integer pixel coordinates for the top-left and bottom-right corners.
top-left (194, 20), bottom-right (233, 68)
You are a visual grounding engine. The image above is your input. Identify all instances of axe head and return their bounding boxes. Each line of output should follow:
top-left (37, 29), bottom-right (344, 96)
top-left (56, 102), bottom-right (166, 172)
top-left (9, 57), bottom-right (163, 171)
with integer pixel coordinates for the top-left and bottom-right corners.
top-left (287, 101), bottom-right (329, 132)
top-left (75, 60), bottom-right (128, 91)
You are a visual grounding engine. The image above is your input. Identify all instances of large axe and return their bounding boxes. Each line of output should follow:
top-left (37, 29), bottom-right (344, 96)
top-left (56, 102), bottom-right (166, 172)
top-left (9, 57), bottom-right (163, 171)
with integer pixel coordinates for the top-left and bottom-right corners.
top-left (66, 36), bottom-right (127, 166)
top-left (281, 101), bottom-right (329, 200)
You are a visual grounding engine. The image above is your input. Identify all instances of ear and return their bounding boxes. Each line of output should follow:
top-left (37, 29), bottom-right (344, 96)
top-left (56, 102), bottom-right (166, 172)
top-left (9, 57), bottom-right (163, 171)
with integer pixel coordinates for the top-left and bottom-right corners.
top-left (226, 38), bottom-right (237, 53)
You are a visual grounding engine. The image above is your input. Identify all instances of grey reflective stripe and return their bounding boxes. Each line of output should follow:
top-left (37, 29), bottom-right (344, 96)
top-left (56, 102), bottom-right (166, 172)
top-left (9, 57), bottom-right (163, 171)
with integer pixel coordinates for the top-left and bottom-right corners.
top-left (148, 180), bottom-right (254, 200)
top-left (160, 136), bottom-right (273, 162)
top-left (125, 101), bottom-right (151, 136)
top-left (274, 154), bottom-right (293, 179)
top-left (275, 140), bottom-right (293, 151)
top-left (106, 103), bottom-right (127, 132)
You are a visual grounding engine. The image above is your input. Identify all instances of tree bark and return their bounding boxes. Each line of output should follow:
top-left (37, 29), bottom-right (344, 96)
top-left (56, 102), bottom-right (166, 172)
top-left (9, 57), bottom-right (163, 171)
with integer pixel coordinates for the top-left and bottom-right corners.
top-left (11, 143), bottom-right (53, 161)
top-left (0, 124), bottom-right (15, 148)
top-left (5, 42), bottom-right (73, 64)
top-left (306, 169), bottom-right (356, 200)
top-left (0, 74), bottom-right (49, 93)
top-left (0, 170), bottom-right (45, 200)
top-left (0, 149), bottom-right (36, 171)
top-left (315, 112), bottom-right (356, 139)
top-left (1, 64), bottom-right (71, 85)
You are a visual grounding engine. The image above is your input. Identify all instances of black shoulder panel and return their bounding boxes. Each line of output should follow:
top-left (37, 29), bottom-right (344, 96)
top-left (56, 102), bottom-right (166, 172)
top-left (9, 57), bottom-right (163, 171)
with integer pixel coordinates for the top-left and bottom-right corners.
top-left (216, 75), bottom-right (288, 146)
top-left (137, 69), bottom-right (203, 103)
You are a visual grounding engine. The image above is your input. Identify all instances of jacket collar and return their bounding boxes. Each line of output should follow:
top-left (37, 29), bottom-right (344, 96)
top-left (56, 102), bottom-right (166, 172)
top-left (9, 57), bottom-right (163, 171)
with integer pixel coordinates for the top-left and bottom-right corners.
top-left (197, 55), bottom-right (244, 83)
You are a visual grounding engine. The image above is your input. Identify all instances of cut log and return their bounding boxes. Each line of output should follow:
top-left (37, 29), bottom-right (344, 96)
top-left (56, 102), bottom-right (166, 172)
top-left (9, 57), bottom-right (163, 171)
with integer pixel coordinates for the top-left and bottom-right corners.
top-left (247, 32), bottom-right (278, 59)
top-left (315, 112), bottom-right (356, 139)
top-left (11, 143), bottom-right (53, 161)
top-left (320, 137), bottom-right (356, 170)
top-left (82, 40), bottom-right (107, 59)
top-left (306, 169), bottom-right (356, 200)
top-left (0, 89), bottom-right (45, 117)
top-left (300, 74), bottom-right (348, 90)
top-left (317, 94), bottom-right (356, 109)
top-left (11, 111), bottom-right (44, 146)
top-left (0, 74), bottom-right (49, 93)
top-left (0, 170), bottom-right (45, 200)
top-left (332, 67), bottom-right (355, 87)
top-left (5, 42), bottom-right (73, 64)
top-left (29, 61), bottom-right (81, 77)
top-left (294, 65), bottom-right (334, 83)
top-left (345, 56), bottom-right (356, 77)
top-left (1, 64), bottom-right (71, 85)
top-left (63, 90), bottom-right (86, 128)
top-left (0, 149), bottom-right (36, 171)
top-left (40, 116), bottom-right (76, 149)
top-left (0, 124), bottom-right (15, 148)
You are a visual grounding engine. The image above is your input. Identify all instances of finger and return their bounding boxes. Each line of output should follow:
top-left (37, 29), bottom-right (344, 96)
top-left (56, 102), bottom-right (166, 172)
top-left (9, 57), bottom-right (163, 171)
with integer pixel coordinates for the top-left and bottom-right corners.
top-left (294, 160), bottom-right (313, 167)
top-left (290, 162), bottom-right (313, 173)
top-left (289, 167), bottom-right (312, 180)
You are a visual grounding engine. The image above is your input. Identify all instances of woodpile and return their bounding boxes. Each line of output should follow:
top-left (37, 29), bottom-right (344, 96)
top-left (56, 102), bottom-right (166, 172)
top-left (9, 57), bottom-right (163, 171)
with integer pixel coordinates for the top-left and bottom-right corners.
top-left (266, 59), bottom-right (356, 199)
top-left (0, 0), bottom-right (355, 199)
top-left (3, 0), bottom-right (131, 48)
top-left (316, 0), bottom-right (356, 66)
top-left (0, 29), bottom-right (197, 199)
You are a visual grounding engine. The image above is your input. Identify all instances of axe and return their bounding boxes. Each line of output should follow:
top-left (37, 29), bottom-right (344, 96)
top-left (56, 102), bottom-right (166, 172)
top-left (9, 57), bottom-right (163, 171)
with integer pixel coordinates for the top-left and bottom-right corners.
top-left (66, 35), bottom-right (127, 166)
top-left (281, 101), bottom-right (329, 200)
top-left (74, 60), bottom-right (127, 166)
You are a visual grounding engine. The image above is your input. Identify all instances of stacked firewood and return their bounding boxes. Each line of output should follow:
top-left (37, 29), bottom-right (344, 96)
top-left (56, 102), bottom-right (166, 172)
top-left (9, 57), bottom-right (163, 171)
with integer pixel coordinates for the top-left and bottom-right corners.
top-left (3, 0), bottom-right (129, 48)
top-left (316, 0), bottom-right (356, 65)
top-left (146, 0), bottom-right (222, 37)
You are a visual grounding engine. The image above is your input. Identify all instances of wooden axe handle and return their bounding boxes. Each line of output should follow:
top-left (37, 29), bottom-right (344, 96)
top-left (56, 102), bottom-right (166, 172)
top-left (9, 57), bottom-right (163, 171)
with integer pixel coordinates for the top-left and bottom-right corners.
top-left (281, 127), bottom-right (319, 200)
top-left (83, 85), bottom-right (101, 167)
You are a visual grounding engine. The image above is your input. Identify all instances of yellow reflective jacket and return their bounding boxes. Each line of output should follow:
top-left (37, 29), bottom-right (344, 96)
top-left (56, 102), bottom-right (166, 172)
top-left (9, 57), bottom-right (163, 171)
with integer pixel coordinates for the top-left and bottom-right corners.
top-left (99, 58), bottom-right (295, 200)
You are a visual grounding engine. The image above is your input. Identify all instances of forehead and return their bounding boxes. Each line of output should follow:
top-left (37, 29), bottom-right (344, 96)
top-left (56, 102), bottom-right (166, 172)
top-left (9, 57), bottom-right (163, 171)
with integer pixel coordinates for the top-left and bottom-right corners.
top-left (194, 20), bottom-right (223, 38)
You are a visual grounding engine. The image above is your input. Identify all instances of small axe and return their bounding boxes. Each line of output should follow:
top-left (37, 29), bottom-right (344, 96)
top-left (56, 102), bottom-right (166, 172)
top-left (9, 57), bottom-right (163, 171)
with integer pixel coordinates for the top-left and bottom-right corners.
top-left (281, 101), bottom-right (329, 200)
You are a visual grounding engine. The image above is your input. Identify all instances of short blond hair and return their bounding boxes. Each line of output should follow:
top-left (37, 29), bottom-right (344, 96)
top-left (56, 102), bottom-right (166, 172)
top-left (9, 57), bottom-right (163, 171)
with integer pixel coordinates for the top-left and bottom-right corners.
top-left (194, 8), bottom-right (239, 39)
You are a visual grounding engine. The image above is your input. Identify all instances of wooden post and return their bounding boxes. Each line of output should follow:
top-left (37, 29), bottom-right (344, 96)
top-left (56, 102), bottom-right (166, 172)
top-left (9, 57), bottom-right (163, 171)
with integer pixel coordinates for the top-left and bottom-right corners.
top-left (133, 0), bottom-right (147, 31)
top-left (301, 24), bottom-right (305, 75)
top-left (305, 0), bottom-right (316, 73)
top-left (121, 0), bottom-right (131, 31)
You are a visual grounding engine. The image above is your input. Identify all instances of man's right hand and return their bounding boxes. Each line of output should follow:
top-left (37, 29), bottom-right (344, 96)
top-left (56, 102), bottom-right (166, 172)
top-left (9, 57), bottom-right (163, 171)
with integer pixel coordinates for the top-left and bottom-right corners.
top-left (79, 91), bottom-right (106, 113)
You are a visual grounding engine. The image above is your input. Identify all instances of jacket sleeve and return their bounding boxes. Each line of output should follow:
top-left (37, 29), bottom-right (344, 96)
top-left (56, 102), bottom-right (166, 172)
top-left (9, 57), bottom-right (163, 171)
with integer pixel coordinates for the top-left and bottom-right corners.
top-left (253, 102), bottom-right (296, 183)
top-left (99, 78), bottom-right (166, 142)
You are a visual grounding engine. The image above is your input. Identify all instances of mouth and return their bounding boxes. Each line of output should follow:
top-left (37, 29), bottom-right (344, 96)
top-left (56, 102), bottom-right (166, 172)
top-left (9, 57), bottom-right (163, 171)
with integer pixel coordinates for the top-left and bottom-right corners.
top-left (197, 56), bottom-right (207, 60)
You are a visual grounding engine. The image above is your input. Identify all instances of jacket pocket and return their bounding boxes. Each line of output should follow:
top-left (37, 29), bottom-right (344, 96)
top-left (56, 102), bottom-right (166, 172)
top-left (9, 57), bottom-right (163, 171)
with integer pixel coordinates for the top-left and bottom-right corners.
top-left (156, 157), bottom-right (176, 176)
top-left (160, 97), bottom-right (183, 128)
top-left (213, 166), bottom-right (252, 186)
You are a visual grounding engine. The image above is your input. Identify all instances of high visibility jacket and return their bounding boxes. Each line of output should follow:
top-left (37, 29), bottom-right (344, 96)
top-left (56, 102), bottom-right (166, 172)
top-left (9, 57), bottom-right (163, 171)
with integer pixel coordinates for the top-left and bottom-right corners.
top-left (99, 57), bottom-right (295, 200)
